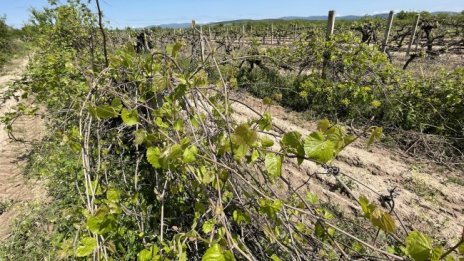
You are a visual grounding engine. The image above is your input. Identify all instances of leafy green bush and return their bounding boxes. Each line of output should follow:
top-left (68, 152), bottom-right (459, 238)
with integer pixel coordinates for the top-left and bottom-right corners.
top-left (0, 16), bottom-right (13, 68)
top-left (237, 32), bottom-right (464, 151)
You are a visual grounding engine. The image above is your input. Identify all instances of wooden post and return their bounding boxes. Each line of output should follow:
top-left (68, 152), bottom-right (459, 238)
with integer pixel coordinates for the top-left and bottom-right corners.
top-left (415, 30), bottom-right (423, 52)
top-left (242, 24), bottom-right (245, 45)
top-left (200, 27), bottom-right (205, 63)
top-left (406, 14), bottom-right (421, 56)
top-left (381, 11), bottom-right (395, 53)
top-left (326, 10), bottom-right (335, 40)
top-left (294, 24), bottom-right (297, 40)
top-left (323, 10), bottom-right (336, 78)
top-left (270, 24), bottom-right (274, 45)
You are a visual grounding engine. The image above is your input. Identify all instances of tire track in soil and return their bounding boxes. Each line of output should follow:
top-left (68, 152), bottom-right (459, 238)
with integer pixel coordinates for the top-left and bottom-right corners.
top-left (0, 57), bottom-right (46, 241)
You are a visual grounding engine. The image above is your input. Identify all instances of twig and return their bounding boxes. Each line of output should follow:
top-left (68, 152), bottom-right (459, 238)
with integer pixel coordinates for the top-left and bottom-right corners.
top-left (95, 0), bottom-right (109, 67)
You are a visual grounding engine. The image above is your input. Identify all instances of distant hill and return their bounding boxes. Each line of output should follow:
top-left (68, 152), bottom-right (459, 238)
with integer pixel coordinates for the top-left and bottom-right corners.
top-left (153, 23), bottom-right (192, 29)
top-left (151, 11), bottom-right (460, 29)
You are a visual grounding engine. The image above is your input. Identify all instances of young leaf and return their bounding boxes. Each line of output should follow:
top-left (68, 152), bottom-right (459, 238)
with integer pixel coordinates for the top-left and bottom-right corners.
top-left (233, 209), bottom-right (250, 225)
top-left (368, 127), bottom-right (383, 147)
top-left (167, 42), bottom-right (183, 58)
top-left (111, 98), bottom-right (123, 111)
top-left (370, 208), bottom-right (396, 233)
top-left (232, 124), bottom-right (257, 147)
top-left (75, 237), bottom-right (97, 257)
top-left (174, 119), bottom-right (184, 131)
top-left (138, 245), bottom-right (160, 261)
top-left (232, 124), bottom-right (257, 160)
top-left (106, 188), bottom-right (121, 202)
top-left (265, 153), bottom-right (282, 178)
top-left (202, 244), bottom-right (235, 261)
top-left (202, 219), bottom-right (216, 234)
top-left (258, 113), bottom-right (272, 131)
top-left (183, 145), bottom-right (198, 163)
top-left (250, 149), bottom-right (259, 163)
top-left (430, 246), bottom-right (443, 261)
top-left (121, 108), bottom-right (138, 126)
top-left (95, 105), bottom-right (119, 120)
top-left (317, 119), bottom-right (331, 132)
top-left (260, 136), bottom-right (274, 148)
top-left (405, 231), bottom-right (433, 261)
top-left (359, 195), bottom-right (375, 218)
top-left (147, 147), bottom-right (161, 168)
top-left (133, 129), bottom-right (147, 145)
top-left (86, 207), bottom-right (116, 235)
top-left (281, 131), bottom-right (304, 164)
top-left (306, 192), bottom-right (319, 205)
top-left (304, 132), bottom-right (335, 163)
top-left (262, 96), bottom-right (273, 105)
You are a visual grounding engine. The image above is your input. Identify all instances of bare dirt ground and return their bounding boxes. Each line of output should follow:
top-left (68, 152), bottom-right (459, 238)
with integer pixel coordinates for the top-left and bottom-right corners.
top-left (230, 90), bottom-right (464, 244)
top-left (0, 57), bottom-right (46, 241)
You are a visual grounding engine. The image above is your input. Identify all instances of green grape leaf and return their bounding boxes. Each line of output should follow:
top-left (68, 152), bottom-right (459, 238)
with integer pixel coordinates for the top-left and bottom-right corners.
top-left (202, 219), bottom-right (216, 234)
top-left (250, 149), bottom-right (259, 163)
top-left (259, 199), bottom-right (282, 220)
top-left (306, 192), bottom-right (319, 205)
top-left (258, 113), bottom-right (272, 131)
top-left (233, 145), bottom-right (247, 161)
top-left (359, 195), bottom-right (375, 218)
top-left (317, 119), bottom-right (331, 132)
top-left (430, 246), bottom-right (443, 261)
top-left (167, 42), bottom-right (183, 58)
top-left (147, 147), bottom-right (161, 168)
top-left (133, 130), bottom-right (147, 145)
top-left (121, 108), bottom-right (139, 126)
top-left (174, 119), bottom-right (184, 131)
top-left (325, 126), bottom-right (346, 152)
top-left (405, 231), bottom-right (433, 261)
top-left (183, 145), bottom-right (198, 163)
top-left (315, 220), bottom-right (327, 240)
top-left (281, 131), bottom-right (304, 165)
top-left (111, 98), bottom-right (123, 111)
top-left (75, 237), bottom-right (97, 257)
top-left (232, 124), bottom-right (257, 160)
top-left (106, 188), bottom-right (121, 202)
top-left (262, 96), bottom-right (273, 105)
top-left (86, 207), bottom-right (116, 235)
top-left (370, 208), bottom-right (396, 233)
top-left (202, 244), bottom-right (235, 261)
top-left (95, 105), bottom-right (119, 120)
top-left (261, 136), bottom-right (274, 148)
top-left (265, 153), bottom-right (282, 178)
top-left (304, 131), bottom-right (335, 163)
top-left (232, 124), bottom-right (257, 147)
top-left (233, 210), bottom-right (250, 225)
top-left (138, 245), bottom-right (160, 261)
top-left (171, 84), bottom-right (187, 100)
top-left (166, 144), bottom-right (182, 160)
top-left (368, 127), bottom-right (383, 147)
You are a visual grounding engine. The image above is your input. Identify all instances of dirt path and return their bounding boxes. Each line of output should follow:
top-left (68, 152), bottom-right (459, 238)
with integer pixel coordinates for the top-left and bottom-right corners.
top-left (230, 91), bottom-right (464, 243)
top-left (0, 57), bottom-right (46, 241)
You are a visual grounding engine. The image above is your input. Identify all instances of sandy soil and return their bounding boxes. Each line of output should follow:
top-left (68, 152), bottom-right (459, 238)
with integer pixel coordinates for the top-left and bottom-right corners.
top-left (230, 90), bottom-right (463, 243)
top-left (0, 57), bottom-right (46, 241)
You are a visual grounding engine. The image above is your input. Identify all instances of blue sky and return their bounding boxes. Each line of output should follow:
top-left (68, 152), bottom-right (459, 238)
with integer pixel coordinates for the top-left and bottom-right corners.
top-left (2, 0), bottom-right (464, 28)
